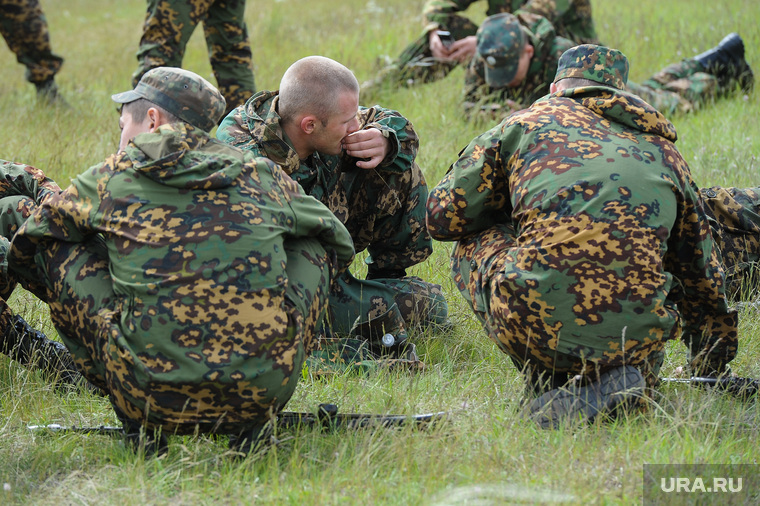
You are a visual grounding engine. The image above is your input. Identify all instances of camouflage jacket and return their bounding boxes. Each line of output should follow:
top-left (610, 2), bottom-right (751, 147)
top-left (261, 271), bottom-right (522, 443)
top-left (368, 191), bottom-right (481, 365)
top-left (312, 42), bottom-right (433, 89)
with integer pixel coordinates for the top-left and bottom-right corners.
top-left (11, 123), bottom-right (354, 425)
top-left (464, 13), bottom-right (575, 109)
top-left (423, 0), bottom-right (598, 44)
top-left (427, 86), bottom-right (737, 372)
top-left (216, 90), bottom-right (422, 249)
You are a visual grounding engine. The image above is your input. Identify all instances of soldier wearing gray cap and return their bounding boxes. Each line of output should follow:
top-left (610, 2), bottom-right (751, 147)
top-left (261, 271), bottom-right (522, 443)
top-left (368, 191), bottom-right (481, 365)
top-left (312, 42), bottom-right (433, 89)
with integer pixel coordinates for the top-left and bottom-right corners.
top-left (0, 66), bottom-right (354, 454)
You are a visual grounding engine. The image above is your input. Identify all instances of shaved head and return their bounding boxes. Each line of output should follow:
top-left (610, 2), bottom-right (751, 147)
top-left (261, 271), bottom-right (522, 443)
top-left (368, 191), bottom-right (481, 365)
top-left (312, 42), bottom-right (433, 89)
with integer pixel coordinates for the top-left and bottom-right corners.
top-left (278, 56), bottom-right (360, 126)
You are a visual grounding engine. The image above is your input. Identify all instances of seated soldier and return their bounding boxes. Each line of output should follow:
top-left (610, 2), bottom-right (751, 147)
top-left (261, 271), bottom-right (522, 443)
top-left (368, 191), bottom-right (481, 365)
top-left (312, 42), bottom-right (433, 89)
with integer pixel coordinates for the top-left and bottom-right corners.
top-left (426, 45), bottom-right (738, 428)
top-left (1, 67), bottom-right (355, 453)
top-left (465, 13), bottom-right (753, 119)
top-left (0, 162), bottom-right (84, 389)
top-left (217, 56), bottom-right (449, 367)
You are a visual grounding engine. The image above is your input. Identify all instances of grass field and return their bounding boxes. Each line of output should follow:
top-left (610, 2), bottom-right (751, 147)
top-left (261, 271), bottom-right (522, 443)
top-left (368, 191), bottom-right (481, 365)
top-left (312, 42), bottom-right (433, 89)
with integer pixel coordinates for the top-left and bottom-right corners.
top-left (1, 0), bottom-right (759, 503)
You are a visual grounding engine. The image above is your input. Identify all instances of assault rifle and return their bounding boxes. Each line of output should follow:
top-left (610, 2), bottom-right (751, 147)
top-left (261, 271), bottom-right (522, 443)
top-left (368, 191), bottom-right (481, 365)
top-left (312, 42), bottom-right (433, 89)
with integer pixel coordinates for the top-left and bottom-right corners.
top-left (660, 376), bottom-right (759, 399)
top-left (27, 403), bottom-right (448, 436)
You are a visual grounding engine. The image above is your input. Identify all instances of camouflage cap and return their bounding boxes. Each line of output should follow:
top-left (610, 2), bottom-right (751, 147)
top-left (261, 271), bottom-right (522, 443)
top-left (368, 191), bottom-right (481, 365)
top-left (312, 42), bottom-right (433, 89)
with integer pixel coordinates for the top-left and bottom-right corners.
top-left (111, 67), bottom-right (226, 132)
top-left (553, 45), bottom-right (630, 89)
top-left (477, 13), bottom-right (526, 88)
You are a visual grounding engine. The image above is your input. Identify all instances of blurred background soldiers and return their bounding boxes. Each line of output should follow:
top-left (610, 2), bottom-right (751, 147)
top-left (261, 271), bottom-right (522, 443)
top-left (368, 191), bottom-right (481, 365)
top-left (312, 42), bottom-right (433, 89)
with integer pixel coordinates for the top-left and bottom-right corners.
top-left (132, 0), bottom-right (255, 117)
top-left (465, 13), bottom-right (753, 119)
top-left (0, 0), bottom-right (65, 103)
top-left (363, 0), bottom-right (598, 91)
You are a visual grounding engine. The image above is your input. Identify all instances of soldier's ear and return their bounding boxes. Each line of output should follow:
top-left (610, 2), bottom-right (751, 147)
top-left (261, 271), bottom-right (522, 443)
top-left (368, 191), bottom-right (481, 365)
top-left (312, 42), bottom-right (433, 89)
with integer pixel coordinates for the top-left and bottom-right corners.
top-left (146, 107), bottom-right (160, 132)
top-left (300, 115), bottom-right (317, 135)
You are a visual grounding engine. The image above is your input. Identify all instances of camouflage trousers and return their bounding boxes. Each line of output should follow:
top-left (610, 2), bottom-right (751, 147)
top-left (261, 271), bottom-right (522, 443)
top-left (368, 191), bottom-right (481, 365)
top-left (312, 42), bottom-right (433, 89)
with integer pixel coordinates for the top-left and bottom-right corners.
top-left (0, 163), bottom-right (333, 435)
top-left (701, 186), bottom-right (760, 299)
top-left (0, 0), bottom-right (63, 84)
top-left (324, 160), bottom-right (449, 347)
top-left (626, 59), bottom-right (719, 116)
top-left (132, 0), bottom-right (255, 117)
top-left (328, 270), bottom-right (449, 342)
top-left (450, 224), bottom-right (676, 389)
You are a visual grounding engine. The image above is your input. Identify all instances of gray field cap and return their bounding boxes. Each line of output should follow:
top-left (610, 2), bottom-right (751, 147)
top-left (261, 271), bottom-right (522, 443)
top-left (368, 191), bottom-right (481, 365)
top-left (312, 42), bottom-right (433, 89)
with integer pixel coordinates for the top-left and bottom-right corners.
top-left (112, 67), bottom-right (226, 132)
top-left (477, 13), bottom-right (526, 88)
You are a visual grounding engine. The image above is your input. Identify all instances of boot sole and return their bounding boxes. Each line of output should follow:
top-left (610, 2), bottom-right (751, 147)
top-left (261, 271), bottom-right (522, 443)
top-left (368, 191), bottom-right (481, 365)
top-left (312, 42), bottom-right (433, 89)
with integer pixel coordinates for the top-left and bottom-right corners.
top-left (528, 365), bottom-right (645, 429)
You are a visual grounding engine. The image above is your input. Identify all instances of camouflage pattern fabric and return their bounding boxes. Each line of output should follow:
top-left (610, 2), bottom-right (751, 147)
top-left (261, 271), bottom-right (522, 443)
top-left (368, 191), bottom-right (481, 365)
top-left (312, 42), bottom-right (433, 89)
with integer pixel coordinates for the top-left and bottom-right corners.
top-left (421, 0), bottom-right (597, 45)
top-left (132, 0), bottom-right (255, 117)
top-left (464, 13), bottom-right (574, 116)
top-left (0, 0), bottom-right (63, 84)
top-left (115, 66), bottom-right (227, 132)
top-left (0, 160), bottom-right (61, 298)
top-left (216, 91), bottom-right (449, 350)
top-left (426, 84), bottom-right (738, 387)
top-left (476, 13), bottom-right (526, 87)
top-left (5, 124), bottom-right (354, 434)
top-left (626, 59), bottom-right (719, 116)
top-left (700, 187), bottom-right (760, 299)
top-left (368, 0), bottom-right (598, 88)
top-left (554, 44), bottom-right (629, 89)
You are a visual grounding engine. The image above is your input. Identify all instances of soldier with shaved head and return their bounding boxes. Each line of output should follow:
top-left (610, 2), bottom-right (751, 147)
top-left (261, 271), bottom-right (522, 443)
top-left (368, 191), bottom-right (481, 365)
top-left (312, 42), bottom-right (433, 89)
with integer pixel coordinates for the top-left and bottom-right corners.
top-left (218, 56), bottom-right (450, 368)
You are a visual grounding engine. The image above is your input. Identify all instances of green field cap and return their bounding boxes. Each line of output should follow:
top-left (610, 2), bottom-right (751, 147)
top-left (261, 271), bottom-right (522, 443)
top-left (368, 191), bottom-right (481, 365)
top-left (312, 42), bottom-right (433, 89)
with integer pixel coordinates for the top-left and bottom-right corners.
top-left (554, 45), bottom-right (630, 89)
top-left (112, 67), bottom-right (226, 132)
top-left (477, 13), bottom-right (526, 88)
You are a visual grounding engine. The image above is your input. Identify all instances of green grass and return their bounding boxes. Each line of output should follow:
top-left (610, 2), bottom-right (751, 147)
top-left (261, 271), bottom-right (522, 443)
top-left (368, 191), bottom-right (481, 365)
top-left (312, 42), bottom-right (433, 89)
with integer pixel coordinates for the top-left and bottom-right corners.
top-left (2, 0), bottom-right (760, 503)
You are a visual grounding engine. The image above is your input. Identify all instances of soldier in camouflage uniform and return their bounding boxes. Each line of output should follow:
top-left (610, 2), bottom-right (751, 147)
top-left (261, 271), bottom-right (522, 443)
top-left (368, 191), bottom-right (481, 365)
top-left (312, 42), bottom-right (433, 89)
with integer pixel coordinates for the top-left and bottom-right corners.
top-left (467, 13), bottom-right (753, 119)
top-left (1, 67), bottom-right (354, 450)
top-left (426, 45), bottom-right (738, 428)
top-left (0, 0), bottom-right (65, 102)
top-left (132, 0), bottom-right (255, 117)
top-left (363, 0), bottom-right (598, 91)
top-left (700, 187), bottom-right (760, 299)
top-left (0, 161), bottom-right (85, 388)
top-left (217, 56), bottom-right (449, 364)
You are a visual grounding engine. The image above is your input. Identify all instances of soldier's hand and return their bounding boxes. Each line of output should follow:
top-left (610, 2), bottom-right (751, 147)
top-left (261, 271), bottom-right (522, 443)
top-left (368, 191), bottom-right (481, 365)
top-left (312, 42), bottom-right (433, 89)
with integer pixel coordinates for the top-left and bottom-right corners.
top-left (447, 36), bottom-right (477, 64)
top-left (429, 30), bottom-right (454, 60)
top-left (342, 128), bottom-right (389, 169)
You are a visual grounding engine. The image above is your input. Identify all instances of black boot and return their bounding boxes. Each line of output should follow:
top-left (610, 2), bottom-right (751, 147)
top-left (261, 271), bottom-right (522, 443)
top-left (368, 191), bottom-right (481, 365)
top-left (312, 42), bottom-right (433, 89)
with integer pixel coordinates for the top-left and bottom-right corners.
top-left (694, 33), bottom-right (754, 92)
top-left (112, 403), bottom-right (169, 457)
top-left (366, 265), bottom-right (407, 280)
top-left (1, 314), bottom-right (83, 388)
top-left (34, 78), bottom-right (68, 106)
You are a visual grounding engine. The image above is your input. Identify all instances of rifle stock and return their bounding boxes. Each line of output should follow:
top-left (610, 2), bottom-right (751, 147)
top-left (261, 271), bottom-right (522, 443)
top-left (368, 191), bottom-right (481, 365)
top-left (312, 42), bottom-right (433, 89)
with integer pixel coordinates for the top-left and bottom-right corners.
top-left (660, 376), bottom-right (759, 398)
top-left (28, 403), bottom-right (448, 436)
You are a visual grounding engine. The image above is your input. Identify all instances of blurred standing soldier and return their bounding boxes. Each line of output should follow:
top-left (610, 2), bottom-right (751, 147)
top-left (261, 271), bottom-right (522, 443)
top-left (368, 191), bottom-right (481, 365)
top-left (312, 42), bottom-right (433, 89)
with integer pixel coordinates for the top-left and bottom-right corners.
top-left (0, 0), bottom-right (65, 103)
top-left (132, 0), bottom-right (255, 117)
top-left (217, 56), bottom-right (449, 366)
top-left (1, 67), bottom-right (354, 453)
top-left (426, 45), bottom-right (738, 428)
top-left (466, 13), bottom-right (753, 119)
top-left (363, 0), bottom-right (598, 91)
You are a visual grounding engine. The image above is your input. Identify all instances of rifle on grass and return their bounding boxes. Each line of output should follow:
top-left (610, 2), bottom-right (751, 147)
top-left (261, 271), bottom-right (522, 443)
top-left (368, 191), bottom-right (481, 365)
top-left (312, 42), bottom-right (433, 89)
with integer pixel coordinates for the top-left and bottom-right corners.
top-left (659, 376), bottom-right (759, 399)
top-left (27, 403), bottom-right (448, 435)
